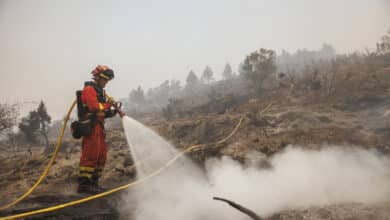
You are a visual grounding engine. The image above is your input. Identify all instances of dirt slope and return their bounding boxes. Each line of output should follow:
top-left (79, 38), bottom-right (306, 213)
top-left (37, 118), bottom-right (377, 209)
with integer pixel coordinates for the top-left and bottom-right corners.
top-left (1, 67), bottom-right (390, 219)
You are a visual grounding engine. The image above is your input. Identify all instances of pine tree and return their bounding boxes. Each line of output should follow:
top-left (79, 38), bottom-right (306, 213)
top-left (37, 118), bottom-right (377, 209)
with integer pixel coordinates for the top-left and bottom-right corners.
top-left (129, 86), bottom-right (145, 104)
top-left (185, 70), bottom-right (199, 90)
top-left (222, 63), bottom-right (234, 80)
top-left (201, 66), bottom-right (214, 84)
top-left (37, 101), bottom-right (51, 150)
top-left (169, 80), bottom-right (182, 96)
top-left (377, 28), bottom-right (390, 54)
top-left (239, 48), bottom-right (276, 94)
top-left (19, 110), bottom-right (40, 144)
top-left (19, 100), bottom-right (51, 149)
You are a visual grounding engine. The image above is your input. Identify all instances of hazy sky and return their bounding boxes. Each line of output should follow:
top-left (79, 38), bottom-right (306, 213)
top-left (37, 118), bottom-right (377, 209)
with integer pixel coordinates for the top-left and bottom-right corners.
top-left (0, 0), bottom-right (389, 118)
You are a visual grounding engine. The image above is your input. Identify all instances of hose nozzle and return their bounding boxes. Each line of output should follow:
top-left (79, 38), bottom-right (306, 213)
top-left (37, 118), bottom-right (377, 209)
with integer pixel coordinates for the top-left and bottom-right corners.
top-left (113, 101), bottom-right (125, 118)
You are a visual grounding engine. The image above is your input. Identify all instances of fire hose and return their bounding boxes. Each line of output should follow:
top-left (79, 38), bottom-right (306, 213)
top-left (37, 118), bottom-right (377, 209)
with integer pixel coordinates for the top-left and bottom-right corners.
top-left (0, 100), bottom-right (77, 211)
top-left (0, 100), bottom-right (274, 219)
top-left (0, 97), bottom-right (123, 212)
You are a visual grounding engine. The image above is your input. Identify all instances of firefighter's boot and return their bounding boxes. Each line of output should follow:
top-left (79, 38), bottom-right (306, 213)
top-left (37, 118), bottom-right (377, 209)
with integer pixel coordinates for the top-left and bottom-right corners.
top-left (77, 177), bottom-right (102, 195)
top-left (91, 169), bottom-right (107, 192)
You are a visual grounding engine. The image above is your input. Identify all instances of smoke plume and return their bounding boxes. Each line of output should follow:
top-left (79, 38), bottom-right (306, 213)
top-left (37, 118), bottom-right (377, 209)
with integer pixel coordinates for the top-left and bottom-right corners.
top-left (122, 117), bottom-right (390, 219)
top-left (126, 146), bottom-right (390, 219)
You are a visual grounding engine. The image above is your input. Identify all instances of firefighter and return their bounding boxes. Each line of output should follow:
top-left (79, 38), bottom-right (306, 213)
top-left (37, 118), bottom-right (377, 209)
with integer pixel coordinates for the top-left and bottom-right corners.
top-left (77, 65), bottom-right (125, 194)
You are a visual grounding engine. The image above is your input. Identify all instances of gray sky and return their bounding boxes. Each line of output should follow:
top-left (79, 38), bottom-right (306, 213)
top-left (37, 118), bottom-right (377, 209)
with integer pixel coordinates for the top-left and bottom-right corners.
top-left (0, 0), bottom-right (389, 119)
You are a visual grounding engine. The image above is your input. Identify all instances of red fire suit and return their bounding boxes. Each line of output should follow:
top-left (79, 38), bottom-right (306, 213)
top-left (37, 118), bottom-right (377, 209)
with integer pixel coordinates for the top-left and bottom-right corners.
top-left (79, 84), bottom-right (112, 183)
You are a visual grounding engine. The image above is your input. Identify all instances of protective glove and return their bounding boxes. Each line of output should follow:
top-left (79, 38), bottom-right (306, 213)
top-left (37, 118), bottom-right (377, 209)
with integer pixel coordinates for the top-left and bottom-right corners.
top-left (106, 95), bottom-right (115, 104)
top-left (104, 106), bottom-right (117, 118)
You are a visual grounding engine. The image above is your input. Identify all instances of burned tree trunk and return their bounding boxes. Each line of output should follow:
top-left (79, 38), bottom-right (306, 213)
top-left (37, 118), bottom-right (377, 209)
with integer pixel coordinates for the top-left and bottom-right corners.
top-left (213, 197), bottom-right (262, 220)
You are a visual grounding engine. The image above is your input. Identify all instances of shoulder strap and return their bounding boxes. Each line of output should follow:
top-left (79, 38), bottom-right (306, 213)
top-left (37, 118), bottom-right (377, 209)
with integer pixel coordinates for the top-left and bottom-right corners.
top-left (84, 81), bottom-right (106, 103)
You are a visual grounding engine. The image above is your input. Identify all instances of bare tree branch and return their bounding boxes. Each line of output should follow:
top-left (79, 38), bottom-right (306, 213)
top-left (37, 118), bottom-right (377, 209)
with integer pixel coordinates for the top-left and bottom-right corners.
top-left (213, 197), bottom-right (263, 220)
top-left (0, 103), bottom-right (19, 134)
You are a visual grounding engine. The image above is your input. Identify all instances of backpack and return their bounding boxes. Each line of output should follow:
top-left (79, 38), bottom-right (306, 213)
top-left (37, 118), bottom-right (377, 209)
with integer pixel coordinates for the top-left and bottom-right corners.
top-left (70, 90), bottom-right (95, 139)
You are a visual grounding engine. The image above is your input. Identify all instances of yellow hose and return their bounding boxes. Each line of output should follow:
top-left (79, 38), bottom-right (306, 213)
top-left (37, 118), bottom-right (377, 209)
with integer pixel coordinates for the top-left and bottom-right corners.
top-left (0, 116), bottom-right (245, 220)
top-left (0, 100), bottom-right (77, 211)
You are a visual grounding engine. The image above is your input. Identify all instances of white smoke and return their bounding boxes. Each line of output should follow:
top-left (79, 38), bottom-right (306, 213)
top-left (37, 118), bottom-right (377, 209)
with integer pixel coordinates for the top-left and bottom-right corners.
top-left (122, 116), bottom-right (390, 219)
top-left (207, 147), bottom-right (390, 217)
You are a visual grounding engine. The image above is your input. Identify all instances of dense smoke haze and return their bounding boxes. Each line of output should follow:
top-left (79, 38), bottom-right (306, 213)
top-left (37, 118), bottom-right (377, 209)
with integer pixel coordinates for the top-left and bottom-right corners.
top-left (0, 0), bottom-right (389, 118)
